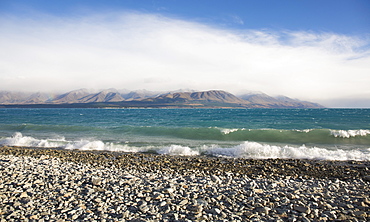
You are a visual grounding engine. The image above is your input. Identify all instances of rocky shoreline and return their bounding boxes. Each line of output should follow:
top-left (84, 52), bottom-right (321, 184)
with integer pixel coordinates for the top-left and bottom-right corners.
top-left (1, 146), bottom-right (369, 221)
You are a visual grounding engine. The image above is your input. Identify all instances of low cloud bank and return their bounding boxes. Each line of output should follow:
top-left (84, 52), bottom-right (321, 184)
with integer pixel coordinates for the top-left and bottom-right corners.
top-left (0, 11), bottom-right (369, 105)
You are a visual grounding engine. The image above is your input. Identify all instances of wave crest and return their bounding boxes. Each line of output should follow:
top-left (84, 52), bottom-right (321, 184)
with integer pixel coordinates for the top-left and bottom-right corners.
top-left (330, 130), bottom-right (370, 138)
top-left (0, 132), bottom-right (64, 148)
top-left (204, 141), bottom-right (370, 161)
top-left (219, 128), bottom-right (244, 135)
top-left (1, 133), bottom-right (369, 161)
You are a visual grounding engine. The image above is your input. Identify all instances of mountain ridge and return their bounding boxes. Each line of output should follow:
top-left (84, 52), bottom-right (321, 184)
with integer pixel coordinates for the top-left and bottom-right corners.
top-left (0, 89), bottom-right (324, 108)
top-left (142, 90), bottom-right (249, 104)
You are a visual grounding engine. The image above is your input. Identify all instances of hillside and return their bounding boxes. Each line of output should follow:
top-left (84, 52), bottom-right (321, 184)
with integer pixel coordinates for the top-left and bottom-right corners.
top-left (52, 89), bottom-right (91, 104)
top-left (239, 93), bottom-right (323, 108)
top-left (78, 89), bottom-right (124, 103)
top-left (122, 90), bottom-right (161, 101)
top-left (143, 90), bottom-right (249, 105)
top-left (0, 89), bottom-right (324, 108)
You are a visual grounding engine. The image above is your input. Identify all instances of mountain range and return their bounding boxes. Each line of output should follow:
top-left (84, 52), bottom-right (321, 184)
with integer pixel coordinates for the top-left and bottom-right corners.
top-left (0, 89), bottom-right (324, 108)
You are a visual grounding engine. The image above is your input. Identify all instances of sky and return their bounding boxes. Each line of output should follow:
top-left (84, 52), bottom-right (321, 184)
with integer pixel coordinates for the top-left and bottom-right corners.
top-left (0, 0), bottom-right (370, 107)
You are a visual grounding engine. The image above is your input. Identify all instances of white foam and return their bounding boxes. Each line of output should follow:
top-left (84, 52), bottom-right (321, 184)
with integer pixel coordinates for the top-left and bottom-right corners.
top-left (1, 133), bottom-right (369, 160)
top-left (65, 140), bottom-right (106, 150)
top-left (295, 129), bottom-right (312, 133)
top-left (0, 133), bottom-right (199, 155)
top-left (157, 145), bottom-right (199, 156)
top-left (330, 130), bottom-right (370, 138)
top-left (203, 141), bottom-right (370, 161)
top-left (218, 128), bottom-right (245, 134)
top-left (95, 143), bottom-right (155, 153)
top-left (0, 133), bottom-right (108, 151)
top-left (0, 132), bottom-right (62, 148)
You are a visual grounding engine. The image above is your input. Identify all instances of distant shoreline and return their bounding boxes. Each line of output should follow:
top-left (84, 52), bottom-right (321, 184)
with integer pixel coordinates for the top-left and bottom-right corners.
top-left (0, 89), bottom-right (325, 108)
top-left (1, 106), bottom-right (367, 109)
top-left (0, 103), bottom-right (324, 109)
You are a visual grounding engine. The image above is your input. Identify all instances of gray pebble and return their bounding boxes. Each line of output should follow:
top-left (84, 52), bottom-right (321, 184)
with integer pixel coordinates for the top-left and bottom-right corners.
top-left (0, 151), bottom-right (369, 222)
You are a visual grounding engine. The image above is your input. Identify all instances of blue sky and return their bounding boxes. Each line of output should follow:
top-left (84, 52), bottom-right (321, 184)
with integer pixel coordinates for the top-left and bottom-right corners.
top-left (2, 0), bottom-right (369, 34)
top-left (0, 0), bottom-right (370, 107)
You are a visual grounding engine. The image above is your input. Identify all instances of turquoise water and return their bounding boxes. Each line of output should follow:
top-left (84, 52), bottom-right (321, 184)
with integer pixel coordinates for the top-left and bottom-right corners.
top-left (0, 108), bottom-right (369, 160)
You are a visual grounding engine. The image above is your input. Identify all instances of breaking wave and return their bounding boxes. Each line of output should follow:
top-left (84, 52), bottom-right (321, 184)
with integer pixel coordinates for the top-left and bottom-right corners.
top-left (2, 123), bottom-right (370, 145)
top-left (0, 132), bottom-right (66, 148)
top-left (330, 129), bottom-right (370, 138)
top-left (1, 133), bottom-right (369, 161)
top-left (203, 141), bottom-right (370, 161)
top-left (118, 126), bottom-right (370, 145)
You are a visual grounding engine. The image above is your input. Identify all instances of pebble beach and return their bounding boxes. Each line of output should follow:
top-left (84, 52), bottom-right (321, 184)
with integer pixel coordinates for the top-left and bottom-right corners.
top-left (1, 146), bottom-right (369, 222)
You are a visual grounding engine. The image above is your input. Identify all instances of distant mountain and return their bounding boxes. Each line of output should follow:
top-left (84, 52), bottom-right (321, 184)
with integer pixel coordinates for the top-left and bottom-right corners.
top-left (144, 90), bottom-right (248, 105)
top-left (23, 92), bottom-right (51, 104)
top-left (240, 93), bottom-right (278, 105)
top-left (0, 91), bottom-right (52, 104)
top-left (78, 89), bottom-right (124, 103)
top-left (0, 89), bottom-right (325, 108)
top-left (276, 96), bottom-right (324, 108)
top-left (52, 89), bottom-right (91, 104)
top-left (0, 91), bottom-right (28, 104)
top-left (122, 90), bottom-right (161, 101)
top-left (239, 93), bottom-right (324, 108)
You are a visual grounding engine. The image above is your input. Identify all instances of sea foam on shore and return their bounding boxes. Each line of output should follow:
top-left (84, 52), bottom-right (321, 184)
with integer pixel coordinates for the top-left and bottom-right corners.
top-left (1, 133), bottom-right (370, 161)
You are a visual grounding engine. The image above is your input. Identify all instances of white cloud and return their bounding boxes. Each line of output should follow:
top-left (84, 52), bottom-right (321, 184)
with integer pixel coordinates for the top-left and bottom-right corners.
top-left (0, 11), bottom-right (369, 105)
